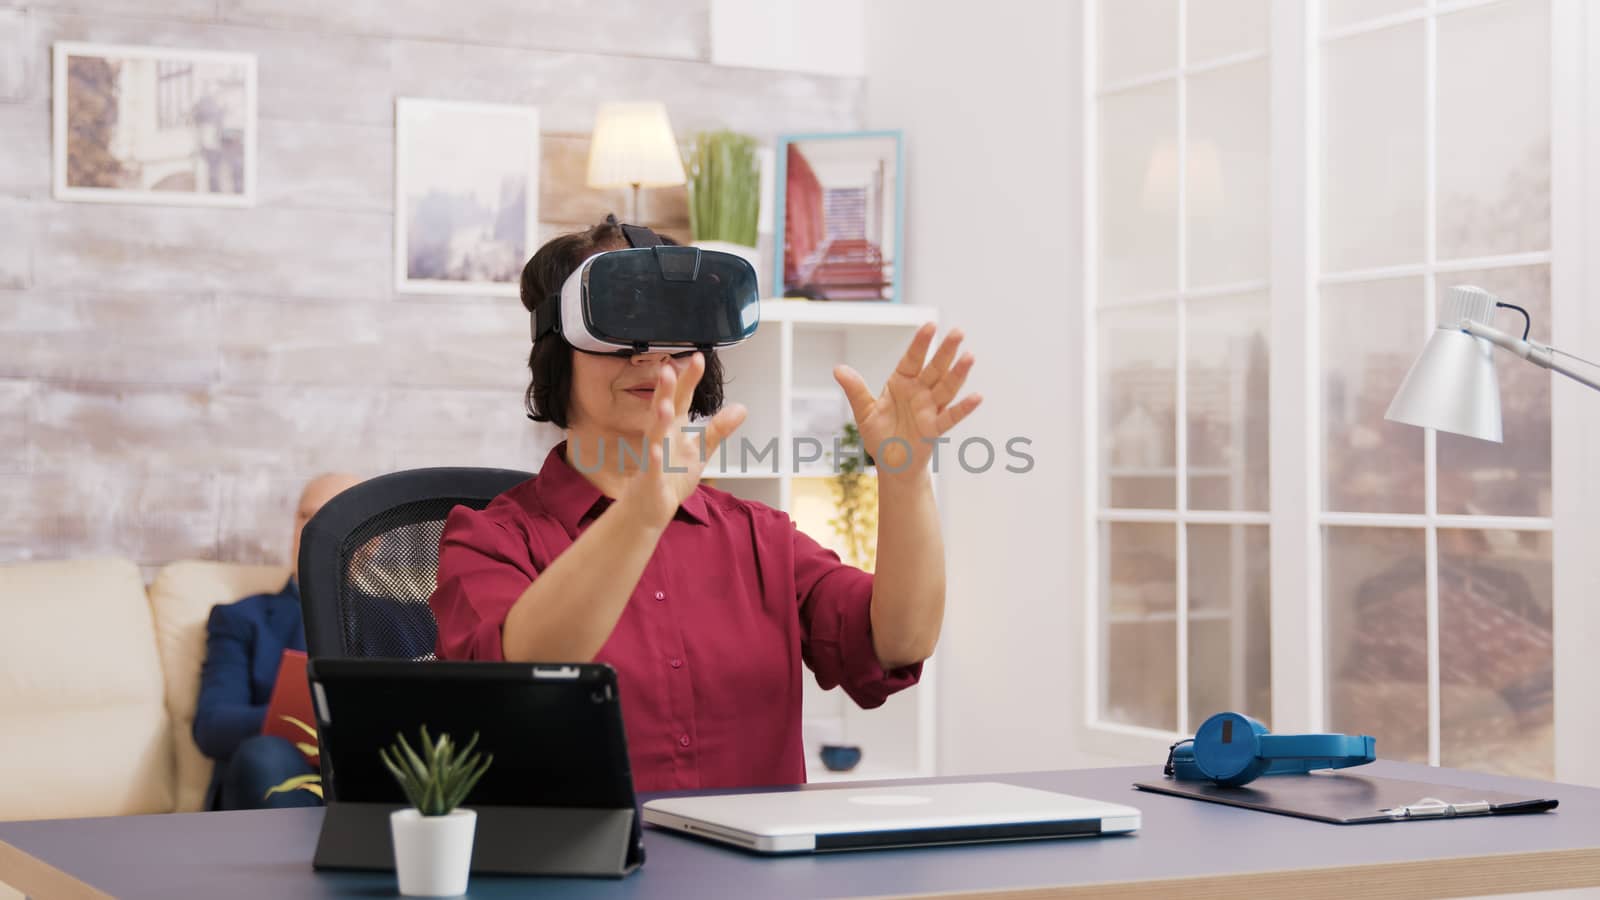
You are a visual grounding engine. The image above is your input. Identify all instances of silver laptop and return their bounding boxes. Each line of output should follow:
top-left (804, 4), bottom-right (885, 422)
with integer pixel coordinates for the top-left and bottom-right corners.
top-left (642, 781), bottom-right (1140, 853)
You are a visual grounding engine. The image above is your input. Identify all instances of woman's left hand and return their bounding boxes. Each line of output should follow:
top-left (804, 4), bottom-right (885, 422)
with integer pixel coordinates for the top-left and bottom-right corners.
top-left (833, 323), bottom-right (982, 481)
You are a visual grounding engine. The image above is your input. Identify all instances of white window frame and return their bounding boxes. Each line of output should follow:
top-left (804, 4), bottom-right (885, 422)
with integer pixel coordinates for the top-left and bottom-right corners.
top-left (1081, 0), bottom-right (1600, 786)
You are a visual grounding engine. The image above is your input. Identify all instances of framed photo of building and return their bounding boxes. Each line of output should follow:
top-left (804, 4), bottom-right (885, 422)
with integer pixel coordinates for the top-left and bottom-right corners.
top-left (773, 131), bottom-right (903, 303)
top-left (395, 98), bottom-right (540, 296)
top-left (53, 42), bottom-right (257, 206)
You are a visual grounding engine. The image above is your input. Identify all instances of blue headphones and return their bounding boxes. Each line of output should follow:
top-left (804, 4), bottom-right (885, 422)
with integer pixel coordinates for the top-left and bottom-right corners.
top-left (1166, 712), bottom-right (1376, 787)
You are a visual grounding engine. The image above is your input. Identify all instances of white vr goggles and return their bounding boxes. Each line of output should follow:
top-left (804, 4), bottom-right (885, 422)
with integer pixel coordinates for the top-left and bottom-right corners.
top-left (531, 223), bottom-right (761, 356)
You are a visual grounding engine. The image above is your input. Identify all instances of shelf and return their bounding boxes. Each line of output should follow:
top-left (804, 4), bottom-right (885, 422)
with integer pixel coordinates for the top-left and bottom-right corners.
top-left (713, 299), bottom-right (935, 788)
top-left (699, 469), bottom-right (783, 481)
top-left (792, 466), bottom-right (876, 480)
top-left (758, 299), bottom-right (938, 328)
top-left (806, 765), bottom-right (930, 784)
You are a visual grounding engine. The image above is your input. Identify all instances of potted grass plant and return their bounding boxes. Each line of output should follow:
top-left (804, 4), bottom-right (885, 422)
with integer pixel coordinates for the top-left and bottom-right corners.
top-left (686, 129), bottom-right (763, 289)
top-left (380, 727), bottom-right (493, 898)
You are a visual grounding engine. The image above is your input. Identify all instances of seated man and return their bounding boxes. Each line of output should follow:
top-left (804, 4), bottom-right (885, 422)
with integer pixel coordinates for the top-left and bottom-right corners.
top-left (193, 472), bottom-right (360, 810)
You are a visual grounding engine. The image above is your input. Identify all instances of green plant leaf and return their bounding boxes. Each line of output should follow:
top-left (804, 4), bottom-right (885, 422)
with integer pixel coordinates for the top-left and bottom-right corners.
top-left (382, 727), bottom-right (494, 816)
top-left (444, 752), bottom-right (493, 812)
top-left (379, 745), bottom-right (425, 810)
top-left (687, 130), bottom-right (760, 245)
top-left (279, 715), bottom-right (318, 740)
top-left (264, 773), bottom-right (321, 801)
top-left (396, 731), bottom-right (429, 782)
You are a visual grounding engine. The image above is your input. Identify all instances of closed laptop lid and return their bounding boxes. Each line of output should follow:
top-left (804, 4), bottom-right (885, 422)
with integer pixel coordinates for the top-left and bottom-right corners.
top-left (644, 781), bottom-right (1141, 839)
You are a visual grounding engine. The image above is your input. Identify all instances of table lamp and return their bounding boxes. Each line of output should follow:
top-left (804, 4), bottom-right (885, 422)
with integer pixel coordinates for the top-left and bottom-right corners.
top-left (586, 101), bottom-right (686, 224)
top-left (1385, 285), bottom-right (1600, 442)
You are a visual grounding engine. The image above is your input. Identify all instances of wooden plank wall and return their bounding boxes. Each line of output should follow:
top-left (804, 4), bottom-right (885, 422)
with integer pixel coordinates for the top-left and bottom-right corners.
top-left (0, 1), bottom-right (862, 575)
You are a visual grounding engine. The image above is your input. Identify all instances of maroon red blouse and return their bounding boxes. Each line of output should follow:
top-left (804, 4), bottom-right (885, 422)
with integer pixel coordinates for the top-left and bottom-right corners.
top-left (428, 443), bottom-right (921, 792)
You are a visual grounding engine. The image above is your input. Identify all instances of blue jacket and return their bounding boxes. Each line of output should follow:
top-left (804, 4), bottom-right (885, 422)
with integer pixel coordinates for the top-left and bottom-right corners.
top-left (193, 578), bottom-right (307, 807)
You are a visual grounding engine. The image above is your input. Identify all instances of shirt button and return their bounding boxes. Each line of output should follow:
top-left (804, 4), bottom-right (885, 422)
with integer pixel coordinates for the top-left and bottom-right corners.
top-left (678, 735), bottom-right (691, 747)
top-left (670, 658), bottom-right (682, 669)
top-left (654, 591), bottom-right (665, 602)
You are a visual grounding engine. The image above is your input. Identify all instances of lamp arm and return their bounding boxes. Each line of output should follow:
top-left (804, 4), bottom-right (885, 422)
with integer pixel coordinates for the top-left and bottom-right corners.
top-left (1460, 319), bottom-right (1600, 393)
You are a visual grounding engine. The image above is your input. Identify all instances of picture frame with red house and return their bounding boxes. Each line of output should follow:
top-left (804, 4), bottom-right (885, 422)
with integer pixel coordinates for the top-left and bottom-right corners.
top-left (774, 131), bottom-right (903, 303)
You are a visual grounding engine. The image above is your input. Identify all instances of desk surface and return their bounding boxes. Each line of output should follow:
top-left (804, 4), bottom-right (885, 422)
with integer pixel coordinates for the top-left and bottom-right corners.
top-left (2, 761), bottom-right (1598, 900)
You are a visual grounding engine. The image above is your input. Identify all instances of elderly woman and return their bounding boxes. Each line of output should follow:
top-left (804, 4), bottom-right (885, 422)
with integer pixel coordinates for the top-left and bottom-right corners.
top-left (428, 218), bottom-right (980, 792)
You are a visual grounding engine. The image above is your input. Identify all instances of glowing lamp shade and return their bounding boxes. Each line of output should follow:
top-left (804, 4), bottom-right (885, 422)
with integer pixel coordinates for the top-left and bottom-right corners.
top-left (586, 102), bottom-right (686, 190)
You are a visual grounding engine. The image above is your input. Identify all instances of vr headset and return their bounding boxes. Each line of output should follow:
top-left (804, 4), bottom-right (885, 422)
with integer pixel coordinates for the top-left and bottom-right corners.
top-left (531, 223), bottom-right (761, 356)
top-left (1166, 711), bottom-right (1376, 787)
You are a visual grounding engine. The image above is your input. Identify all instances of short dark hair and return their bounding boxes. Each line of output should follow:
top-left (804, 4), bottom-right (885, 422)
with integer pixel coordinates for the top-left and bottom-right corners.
top-left (520, 216), bottom-right (726, 428)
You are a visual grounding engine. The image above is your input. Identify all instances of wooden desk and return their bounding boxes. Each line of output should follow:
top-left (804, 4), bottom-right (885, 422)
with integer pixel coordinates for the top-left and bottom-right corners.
top-left (2, 762), bottom-right (1597, 899)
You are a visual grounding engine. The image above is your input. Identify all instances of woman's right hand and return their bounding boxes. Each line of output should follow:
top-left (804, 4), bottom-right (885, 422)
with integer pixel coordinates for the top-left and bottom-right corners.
top-left (620, 353), bottom-right (747, 529)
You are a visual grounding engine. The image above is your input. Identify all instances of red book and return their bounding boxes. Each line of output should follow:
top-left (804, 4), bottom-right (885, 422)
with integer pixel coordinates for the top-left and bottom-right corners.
top-left (260, 649), bottom-right (319, 769)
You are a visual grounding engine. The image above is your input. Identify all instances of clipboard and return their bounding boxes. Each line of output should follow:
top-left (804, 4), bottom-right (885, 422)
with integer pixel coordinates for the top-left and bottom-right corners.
top-left (1133, 769), bottom-right (1558, 824)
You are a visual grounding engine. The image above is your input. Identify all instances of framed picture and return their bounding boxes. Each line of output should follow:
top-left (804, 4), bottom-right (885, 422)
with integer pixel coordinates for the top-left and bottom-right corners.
top-left (773, 131), bottom-right (903, 303)
top-left (395, 98), bottom-right (540, 296)
top-left (53, 42), bottom-right (257, 206)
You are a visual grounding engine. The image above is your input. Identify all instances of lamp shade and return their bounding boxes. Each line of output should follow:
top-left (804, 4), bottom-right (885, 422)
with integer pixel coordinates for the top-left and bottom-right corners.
top-left (1384, 286), bottom-right (1503, 443)
top-left (586, 102), bottom-right (687, 190)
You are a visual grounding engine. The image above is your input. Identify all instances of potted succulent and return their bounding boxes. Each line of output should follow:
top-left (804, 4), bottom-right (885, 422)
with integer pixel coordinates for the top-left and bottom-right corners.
top-left (380, 727), bottom-right (494, 898)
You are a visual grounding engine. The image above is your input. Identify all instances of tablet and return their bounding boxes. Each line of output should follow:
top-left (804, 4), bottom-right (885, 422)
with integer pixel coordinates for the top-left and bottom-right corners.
top-left (306, 659), bottom-right (644, 877)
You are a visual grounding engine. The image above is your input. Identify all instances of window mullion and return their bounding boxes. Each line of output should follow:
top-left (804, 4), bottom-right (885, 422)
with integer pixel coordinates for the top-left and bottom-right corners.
top-left (1268, 0), bottom-right (1321, 735)
top-left (1175, 0), bottom-right (1191, 736)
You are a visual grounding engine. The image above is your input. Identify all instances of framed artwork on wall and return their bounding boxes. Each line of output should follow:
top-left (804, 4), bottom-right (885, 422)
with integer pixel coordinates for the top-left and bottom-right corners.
top-left (773, 130), bottom-right (903, 303)
top-left (53, 42), bottom-right (257, 206)
top-left (395, 98), bottom-right (540, 296)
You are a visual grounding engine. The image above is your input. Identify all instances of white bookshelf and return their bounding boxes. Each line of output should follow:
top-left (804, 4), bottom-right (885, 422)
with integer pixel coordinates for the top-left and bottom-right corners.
top-left (705, 298), bottom-right (940, 784)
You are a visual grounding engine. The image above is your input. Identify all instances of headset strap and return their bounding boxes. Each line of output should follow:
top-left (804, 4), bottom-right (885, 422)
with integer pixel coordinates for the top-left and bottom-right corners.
top-left (1166, 734), bottom-right (1374, 780)
top-left (1165, 740), bottom-right (1201, 780)
top-left (532, 294), bottom-right (560, 342)
top-left (530, 222), bottom-right (663, 342)
top-left (622, 223), bottom-right (662, 248)
top-left (1257, 733), bottom-right (1376, 771)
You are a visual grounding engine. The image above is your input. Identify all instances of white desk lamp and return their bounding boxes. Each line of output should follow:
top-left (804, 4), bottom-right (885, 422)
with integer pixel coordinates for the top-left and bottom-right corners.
top-left (586, 101), bottom-right (686, 224)
top-left (1386, 285), bottom-right (1600, 442)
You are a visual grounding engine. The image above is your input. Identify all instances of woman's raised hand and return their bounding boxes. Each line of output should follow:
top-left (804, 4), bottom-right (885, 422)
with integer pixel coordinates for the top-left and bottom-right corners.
top-left (833, 323), bottom-right (981, 481)
top-left (622, 353), bottom-right (746, 529)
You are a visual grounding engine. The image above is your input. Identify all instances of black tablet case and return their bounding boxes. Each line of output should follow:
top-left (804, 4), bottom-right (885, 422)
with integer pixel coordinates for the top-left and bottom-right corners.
top-left (1134, 769), bottom-right (1558, 824)
top-left (307, 659), bottom-right (645, 877)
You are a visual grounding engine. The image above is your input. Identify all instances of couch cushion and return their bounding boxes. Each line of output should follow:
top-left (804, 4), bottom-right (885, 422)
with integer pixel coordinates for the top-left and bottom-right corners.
top-left (147, 561), bottom-right (292, 814)
top-left (0, 558), bottom-right (174, 820)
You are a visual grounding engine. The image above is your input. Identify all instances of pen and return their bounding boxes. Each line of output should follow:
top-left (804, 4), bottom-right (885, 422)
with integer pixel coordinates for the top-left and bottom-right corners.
top-left (1381, 798), bottom-right (1493, 819)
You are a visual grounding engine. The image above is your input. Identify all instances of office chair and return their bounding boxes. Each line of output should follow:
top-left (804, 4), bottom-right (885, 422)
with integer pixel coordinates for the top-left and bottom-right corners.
top-left (298, 467), bottom-right (535, 659)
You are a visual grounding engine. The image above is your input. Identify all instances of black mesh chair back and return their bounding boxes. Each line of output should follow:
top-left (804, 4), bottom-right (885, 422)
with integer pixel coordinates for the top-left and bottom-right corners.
top-left (298, 467), bottom-right (535, 659)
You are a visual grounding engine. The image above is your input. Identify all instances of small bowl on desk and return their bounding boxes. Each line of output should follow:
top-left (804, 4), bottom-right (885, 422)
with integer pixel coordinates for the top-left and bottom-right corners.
top-left (819, 744), bottom-right (862, 772)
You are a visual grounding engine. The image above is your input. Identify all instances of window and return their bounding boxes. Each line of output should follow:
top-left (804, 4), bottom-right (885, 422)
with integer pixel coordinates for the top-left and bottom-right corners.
top-left (1318, 0), bottom-right (1552, 777)
top-left (1086, 0), bottom-right (1568, 780)
top-left (1089, 0), bottom-right (1273, 737)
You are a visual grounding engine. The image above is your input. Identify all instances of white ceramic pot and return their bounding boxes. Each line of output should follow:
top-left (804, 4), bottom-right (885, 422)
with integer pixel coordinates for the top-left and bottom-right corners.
top-left (389, 808), bottom-right (476, 898)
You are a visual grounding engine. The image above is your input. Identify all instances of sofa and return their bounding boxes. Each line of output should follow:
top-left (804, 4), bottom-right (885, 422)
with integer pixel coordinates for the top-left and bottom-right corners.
top-left (0, 557), bottom-right (291, 821)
